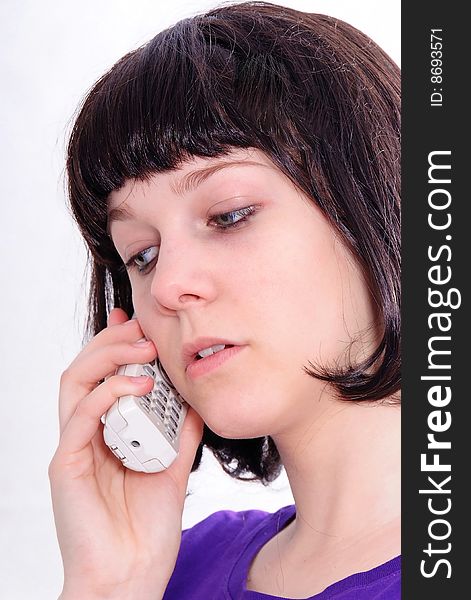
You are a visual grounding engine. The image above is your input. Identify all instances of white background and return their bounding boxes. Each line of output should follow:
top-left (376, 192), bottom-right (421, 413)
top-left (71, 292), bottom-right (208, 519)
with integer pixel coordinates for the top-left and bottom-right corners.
top-left (0, 1), bottom-right (400, 598)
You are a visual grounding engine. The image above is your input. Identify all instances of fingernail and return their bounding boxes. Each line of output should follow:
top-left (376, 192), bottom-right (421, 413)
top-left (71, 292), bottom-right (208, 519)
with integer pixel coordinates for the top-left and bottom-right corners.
top-left (132, 339), bottom-right (152, 347)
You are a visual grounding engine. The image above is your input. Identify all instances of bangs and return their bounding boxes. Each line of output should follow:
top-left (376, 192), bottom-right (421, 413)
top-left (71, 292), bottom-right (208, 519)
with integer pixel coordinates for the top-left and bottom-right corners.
top-left (67, 13), bottom-right (313, 215)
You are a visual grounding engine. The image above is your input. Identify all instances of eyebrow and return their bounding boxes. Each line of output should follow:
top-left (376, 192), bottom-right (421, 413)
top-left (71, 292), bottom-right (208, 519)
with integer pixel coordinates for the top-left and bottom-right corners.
top-left (107, 204), bottom-right (136, 228)
top-left (170, 160), bottom-right (268, 196)
top-left (107, 159), bottom-right (269, 229)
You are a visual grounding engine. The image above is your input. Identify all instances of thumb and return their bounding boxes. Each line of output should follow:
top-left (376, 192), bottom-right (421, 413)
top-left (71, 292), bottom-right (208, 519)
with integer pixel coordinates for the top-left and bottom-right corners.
top-left (169, 406), bottom-right (204, 485)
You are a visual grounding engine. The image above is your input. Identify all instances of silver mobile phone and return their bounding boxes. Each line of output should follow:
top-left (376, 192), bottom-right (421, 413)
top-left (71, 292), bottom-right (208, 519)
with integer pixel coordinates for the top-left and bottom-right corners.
top-left (102, 355), bottom-right (188, 473)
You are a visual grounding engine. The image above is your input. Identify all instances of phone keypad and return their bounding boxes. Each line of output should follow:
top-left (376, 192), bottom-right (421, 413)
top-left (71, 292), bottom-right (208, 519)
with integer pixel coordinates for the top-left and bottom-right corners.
top-left (139, 400), bottom-right (150, 413)
top-left (143, 364), bottom-right (156, 378)
top-left (137, 360), bottom-right (185, 443)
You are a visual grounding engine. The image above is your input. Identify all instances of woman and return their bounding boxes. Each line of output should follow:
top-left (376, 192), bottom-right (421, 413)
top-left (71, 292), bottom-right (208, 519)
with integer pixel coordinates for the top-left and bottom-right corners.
top-left (49, 2), bottom-right (401, 598)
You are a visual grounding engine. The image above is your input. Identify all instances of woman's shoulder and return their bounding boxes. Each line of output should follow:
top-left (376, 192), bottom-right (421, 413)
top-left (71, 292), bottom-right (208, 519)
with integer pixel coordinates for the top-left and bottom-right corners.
top-left (163, 505), bottom-right (295, 599)
top-left (181, 503), bottom-right (295, 549)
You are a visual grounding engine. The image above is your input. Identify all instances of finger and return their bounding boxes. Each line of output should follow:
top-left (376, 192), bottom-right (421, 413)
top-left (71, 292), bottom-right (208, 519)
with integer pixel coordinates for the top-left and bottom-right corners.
top-left (82, 316), bottom-right (145, 355)
top-left (167, 407), bottom-right (204, 489)
top-left (59, 340), bottom-right (157, 431)
top-left (66, 338), bottom-right (157, 389)
top-left (108, 307), bottom-right (130, 327)
top-left (57, 375), bottom-right (154, 457)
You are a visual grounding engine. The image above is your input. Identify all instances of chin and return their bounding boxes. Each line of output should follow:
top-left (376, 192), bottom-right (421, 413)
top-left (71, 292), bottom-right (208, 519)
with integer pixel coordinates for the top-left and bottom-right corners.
top-left (207, 425), bottom-right (269, 440)
top-left (201, 409), bottom-right (274, 441)
top-left (181, 380), bottom-right (291, 438)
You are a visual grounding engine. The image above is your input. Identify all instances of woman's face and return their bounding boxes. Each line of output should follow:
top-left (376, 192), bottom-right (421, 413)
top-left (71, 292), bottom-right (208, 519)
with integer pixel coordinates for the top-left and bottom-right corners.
top-left (108, 148), bottom-right (379, 438)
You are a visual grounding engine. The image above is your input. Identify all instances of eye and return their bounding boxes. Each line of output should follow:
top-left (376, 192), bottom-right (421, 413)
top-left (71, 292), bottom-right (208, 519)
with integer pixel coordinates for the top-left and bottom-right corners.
top-left (125, 246), bottom-right (159, 274)
top-left (208, 205), bottom-right (258, 230)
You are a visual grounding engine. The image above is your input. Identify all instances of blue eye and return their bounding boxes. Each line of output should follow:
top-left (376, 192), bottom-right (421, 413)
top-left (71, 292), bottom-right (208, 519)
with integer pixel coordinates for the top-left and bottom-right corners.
top-left (124, 205), bottom-right (258, 275)
top-left (209, 206), bottom-right (257, 229)
top-left (126, 246), bottom-right (159, 273)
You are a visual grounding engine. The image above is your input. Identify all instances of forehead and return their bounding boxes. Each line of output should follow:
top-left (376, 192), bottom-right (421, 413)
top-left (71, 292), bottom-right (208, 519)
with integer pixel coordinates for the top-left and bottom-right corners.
top-left (107, 148), bottom-right (277, 212)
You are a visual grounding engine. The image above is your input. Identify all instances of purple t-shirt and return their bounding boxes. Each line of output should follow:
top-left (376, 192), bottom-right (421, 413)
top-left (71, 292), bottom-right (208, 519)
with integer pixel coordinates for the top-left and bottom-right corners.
top-left (163, 504), bottom-right (401, 599)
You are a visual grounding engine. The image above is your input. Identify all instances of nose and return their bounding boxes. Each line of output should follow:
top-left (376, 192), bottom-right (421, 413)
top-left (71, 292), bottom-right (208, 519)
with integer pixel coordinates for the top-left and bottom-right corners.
top-left (150, 238), bottom-right (216, 313)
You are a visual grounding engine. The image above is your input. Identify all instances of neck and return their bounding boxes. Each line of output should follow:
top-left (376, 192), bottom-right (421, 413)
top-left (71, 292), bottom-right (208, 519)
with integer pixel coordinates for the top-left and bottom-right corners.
top-left (272, 398), bottom-right (401, 554)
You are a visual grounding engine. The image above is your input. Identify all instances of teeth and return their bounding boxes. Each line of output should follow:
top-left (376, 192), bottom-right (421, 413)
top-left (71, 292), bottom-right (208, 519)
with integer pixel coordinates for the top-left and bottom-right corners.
top-left (197, 344), bottom-right (227, 358)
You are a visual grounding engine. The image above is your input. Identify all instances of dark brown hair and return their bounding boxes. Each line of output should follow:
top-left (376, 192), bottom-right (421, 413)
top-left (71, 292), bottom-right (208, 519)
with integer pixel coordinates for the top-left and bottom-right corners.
top-left (66, 1), bottom-right (401, 483)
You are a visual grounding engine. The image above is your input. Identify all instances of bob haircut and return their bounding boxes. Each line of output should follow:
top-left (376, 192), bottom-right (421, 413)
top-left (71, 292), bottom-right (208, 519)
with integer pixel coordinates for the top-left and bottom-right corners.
top-left (66, 1), bottom-right (401, 483)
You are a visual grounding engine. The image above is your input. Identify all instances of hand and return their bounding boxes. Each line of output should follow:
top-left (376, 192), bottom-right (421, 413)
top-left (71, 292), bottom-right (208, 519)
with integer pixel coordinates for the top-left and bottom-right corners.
top-left (49, 308), bottom-right (204, 599)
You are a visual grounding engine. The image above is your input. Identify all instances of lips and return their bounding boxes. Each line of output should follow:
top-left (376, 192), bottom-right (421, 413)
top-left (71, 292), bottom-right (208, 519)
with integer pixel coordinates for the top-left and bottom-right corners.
top-left (186, 344), bottom-right (246, 380)
top-left (182, 337), bottom-right (240, 370)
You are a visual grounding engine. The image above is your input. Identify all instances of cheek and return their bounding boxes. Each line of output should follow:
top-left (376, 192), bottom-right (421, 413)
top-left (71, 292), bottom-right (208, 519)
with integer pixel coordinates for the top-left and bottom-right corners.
top-left (235, 227), bottom-right (372, 367)
top-left (240, 227), bottom-right (339, 320)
